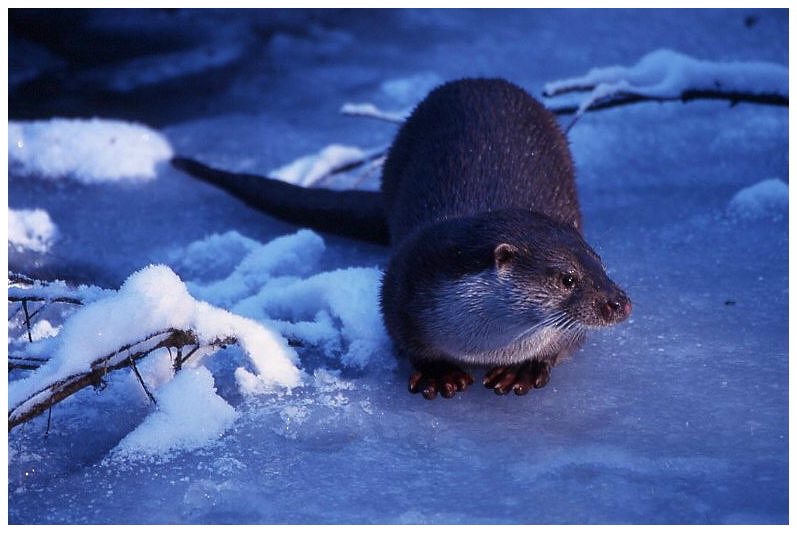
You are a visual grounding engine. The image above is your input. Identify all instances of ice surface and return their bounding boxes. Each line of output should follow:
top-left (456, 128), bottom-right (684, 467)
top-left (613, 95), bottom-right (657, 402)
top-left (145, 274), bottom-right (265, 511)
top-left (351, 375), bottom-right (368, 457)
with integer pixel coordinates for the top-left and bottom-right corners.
top-left (8, 208), bottom-right (57, 253)
top-left (7, 8), bottom-right (788, 525)
top-left (8, 118), bottom-right (173, 183)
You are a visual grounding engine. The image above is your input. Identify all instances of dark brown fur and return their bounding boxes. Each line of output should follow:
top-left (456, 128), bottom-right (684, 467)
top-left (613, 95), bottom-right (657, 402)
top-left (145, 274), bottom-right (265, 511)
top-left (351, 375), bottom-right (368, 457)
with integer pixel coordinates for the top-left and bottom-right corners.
top-left (379, 79), bottom-right (630, 399)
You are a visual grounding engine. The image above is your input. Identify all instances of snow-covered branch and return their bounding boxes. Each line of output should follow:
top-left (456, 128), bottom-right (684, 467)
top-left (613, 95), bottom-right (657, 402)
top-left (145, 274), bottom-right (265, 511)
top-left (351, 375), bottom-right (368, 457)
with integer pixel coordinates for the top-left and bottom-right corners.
top-left (8, 265), bottom-right (303, 432)
top-left (543, 49), bottom-right (788, 123)
top-left (339, 102), bottom-right (408, 124)
top-left (8, 328), bottom-right (235, 430)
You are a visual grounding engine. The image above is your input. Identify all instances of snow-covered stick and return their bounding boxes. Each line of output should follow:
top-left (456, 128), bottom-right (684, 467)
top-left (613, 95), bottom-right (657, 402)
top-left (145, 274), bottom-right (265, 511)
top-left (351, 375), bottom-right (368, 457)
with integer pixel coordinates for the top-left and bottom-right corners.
top-left (7, 328), bottom-right (236, 431)
top-left (8, 273), bottom-right (107, 343)
top-left (543, 49), bottom-right (788, 128)
top-left (339, 102), bottom-right (407, 124)
top-left (8, 355), bottom-right (49, 371)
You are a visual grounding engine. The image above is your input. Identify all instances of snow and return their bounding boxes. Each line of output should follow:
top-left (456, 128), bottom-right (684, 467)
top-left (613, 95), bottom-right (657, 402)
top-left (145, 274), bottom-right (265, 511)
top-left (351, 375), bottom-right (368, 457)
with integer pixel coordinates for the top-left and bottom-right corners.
top-left (271, 143), bottom-right (369, 186)
top-left (9, 264), bottom-right (302, 417)
top-left (8, 208), bottom-right (57, 253)
top-left (233, 266), bottom-right (390, 369)
top-left (7, 8), bottom-right (788, 525)
top-left (8, 118), bottom-right (173, 183)
top-left (111, 366), bottom-right (238, 459)
top-left (339, 102), bottom-right (407, 123)
top-left (544, 48), bottom-right (789, 116)
top-left (727, 178), bottom-right (788, 220)
top-left (188, 229), bottom-right (326, 307)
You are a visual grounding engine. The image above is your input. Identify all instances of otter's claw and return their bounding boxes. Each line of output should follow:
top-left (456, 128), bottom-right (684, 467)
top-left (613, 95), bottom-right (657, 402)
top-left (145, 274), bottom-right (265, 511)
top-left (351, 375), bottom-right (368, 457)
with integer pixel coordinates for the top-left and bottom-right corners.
top-left (483, 360), bottom-right (552, 395)
top-left (409, 362), bottom-right (474, 400)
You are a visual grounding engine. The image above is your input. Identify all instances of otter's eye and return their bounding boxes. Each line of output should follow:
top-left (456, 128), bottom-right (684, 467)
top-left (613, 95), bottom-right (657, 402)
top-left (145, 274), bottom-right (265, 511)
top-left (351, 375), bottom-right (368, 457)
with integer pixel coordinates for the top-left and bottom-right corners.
top-left (561, 273), bottom-right (576, 289)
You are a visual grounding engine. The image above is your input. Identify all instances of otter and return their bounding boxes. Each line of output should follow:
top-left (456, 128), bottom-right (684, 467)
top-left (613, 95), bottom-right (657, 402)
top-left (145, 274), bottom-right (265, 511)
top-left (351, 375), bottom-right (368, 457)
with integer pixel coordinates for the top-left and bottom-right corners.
top-left (173, 78), bottom-right (631, 400)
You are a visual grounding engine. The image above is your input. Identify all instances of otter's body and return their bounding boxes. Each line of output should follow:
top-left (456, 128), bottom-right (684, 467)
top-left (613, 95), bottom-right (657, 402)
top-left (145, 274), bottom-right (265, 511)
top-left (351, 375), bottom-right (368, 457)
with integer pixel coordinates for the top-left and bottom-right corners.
top-left (382, 79), bottom-right (580, 240)
top-left (173, 78), bottom-right (631, 400)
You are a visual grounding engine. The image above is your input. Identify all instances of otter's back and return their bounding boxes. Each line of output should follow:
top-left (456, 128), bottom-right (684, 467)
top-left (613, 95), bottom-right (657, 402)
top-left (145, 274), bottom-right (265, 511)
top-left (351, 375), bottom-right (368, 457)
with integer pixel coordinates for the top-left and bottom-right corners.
top-left (382, 78), bottom-right (580, 243)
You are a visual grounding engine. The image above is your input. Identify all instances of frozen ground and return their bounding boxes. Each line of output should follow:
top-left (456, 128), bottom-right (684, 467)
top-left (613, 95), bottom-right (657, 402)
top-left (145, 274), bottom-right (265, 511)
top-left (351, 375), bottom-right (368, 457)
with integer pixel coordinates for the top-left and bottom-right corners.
top-left (6, 8), bottom-right (789, 524)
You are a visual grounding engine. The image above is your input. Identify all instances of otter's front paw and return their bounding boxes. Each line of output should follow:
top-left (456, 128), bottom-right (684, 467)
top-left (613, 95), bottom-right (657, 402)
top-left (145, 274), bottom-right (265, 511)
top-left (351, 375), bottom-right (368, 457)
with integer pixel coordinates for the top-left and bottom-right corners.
top-left (409, 361), bottom-right (474, 400)
top-left (483, 360), bottom-right (552, 395)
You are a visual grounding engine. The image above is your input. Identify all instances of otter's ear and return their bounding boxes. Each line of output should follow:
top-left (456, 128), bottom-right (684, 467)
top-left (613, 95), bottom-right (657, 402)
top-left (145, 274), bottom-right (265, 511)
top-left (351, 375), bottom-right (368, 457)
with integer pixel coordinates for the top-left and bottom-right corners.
top-left (494, 243), bottom-right (517, 268)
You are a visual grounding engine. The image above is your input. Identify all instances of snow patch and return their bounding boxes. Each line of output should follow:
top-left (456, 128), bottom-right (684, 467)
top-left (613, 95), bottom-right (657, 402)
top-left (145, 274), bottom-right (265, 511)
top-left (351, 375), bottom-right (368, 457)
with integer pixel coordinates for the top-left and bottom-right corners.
top-left (169, 230), bottom-right (261, 283)
top-left (188, 229), bottom-right (326, 308)
top-left (727, 179), bottom-right (788, 220)
top-left (9, 118), bottom-right (173, 183)
top-left (111, 366), bottom-right (238, 458)
top-left (234, 267), bottom-right (390, 369)
top-left (8, 208), bottom-right (57, 253)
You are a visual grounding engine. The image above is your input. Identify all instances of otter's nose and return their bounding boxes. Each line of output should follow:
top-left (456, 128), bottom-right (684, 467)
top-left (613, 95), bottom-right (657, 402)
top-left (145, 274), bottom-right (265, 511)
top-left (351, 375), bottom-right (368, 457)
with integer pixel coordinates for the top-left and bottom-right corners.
top-left (600, 294), bottom-right (632, 323)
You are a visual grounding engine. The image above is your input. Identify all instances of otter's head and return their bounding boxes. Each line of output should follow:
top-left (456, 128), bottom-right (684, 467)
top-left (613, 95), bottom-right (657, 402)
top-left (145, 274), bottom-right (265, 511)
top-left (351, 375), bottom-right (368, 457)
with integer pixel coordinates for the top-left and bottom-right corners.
top-left (490, 213), bottom-right (632, 334)
top-left (380, 209), bottom-right (630, 361)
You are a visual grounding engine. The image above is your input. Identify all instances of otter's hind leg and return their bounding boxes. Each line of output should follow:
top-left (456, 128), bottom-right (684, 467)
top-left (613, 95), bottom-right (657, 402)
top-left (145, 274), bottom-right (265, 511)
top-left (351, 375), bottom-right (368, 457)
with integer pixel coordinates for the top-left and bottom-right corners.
top-left (483, 359), bottom-right (553, 396)
top-left (409, 360), bottom-right (474, 400)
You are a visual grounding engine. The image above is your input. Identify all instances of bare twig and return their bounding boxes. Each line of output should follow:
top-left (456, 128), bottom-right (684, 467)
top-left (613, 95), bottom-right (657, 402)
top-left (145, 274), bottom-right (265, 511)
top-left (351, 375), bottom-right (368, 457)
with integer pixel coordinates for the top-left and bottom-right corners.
top-left (8, 328), bottom-right (236, 431)
top-left (128, 353), bottom-right (157, 405)
top-left (21, 300), bottom-right (33, 343)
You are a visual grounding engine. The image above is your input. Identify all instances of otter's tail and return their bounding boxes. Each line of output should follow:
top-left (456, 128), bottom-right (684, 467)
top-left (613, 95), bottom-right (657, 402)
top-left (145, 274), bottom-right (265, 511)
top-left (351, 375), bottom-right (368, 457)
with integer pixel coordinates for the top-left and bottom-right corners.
top-left (172, 157), bottom-right (390, 245)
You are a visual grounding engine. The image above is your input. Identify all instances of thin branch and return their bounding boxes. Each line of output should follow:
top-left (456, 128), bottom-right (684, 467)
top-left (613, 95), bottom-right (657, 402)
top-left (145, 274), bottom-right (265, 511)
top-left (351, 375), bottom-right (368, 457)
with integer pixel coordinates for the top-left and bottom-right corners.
top-left (8, 328), bottom-right (236, 431)
top-left (546, 89), bottom-right (788, 116)
top-left (128, 353), bottom-right (157, 405)
top-left (9, 355), bottom-right (50, 371)
top-left (21, 300), bottom-right (32, 343)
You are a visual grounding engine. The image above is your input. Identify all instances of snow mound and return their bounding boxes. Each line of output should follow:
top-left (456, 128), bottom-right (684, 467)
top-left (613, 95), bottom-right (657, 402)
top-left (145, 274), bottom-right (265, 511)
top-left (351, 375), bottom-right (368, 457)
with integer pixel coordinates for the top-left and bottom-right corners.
top-left (111, 366), bottom-right (238, 458)
top-left (169, 230), bottom-right (261, 283)
top-left (9, 118), bottom-right (173, 183)
top-left (188, 229), bottom-right (326, 308)
top-left (9, 265), bottom-right (302, 414)
top-left (234, 267), bottom-right (390, 369)
top-left (727, 179), bottom-right (788, 220)
top-left (8, 208), bottom-right (57, 253)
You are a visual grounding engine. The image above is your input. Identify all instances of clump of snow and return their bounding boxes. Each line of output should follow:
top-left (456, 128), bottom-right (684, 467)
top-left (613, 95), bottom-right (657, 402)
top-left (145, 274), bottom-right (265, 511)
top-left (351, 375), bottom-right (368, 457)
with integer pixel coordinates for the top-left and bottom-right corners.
top-left (180, 229), bottom-right (389, 370)
top-left (544, 49), bottom-right (789, 116)
top-left (271, 144), bottom-right (368, 187)
top-left (339, 102), bottom-right (407, 123)
top-left (8, 208), bottom-right (57, 253)
top-left (188, 229), bottom-right (326, 308)
top-left (380, 72), bottom-right (443, 106)
top-left (8, 118), bottom-right (173, 183)
top-left (168, 230), bottom-right (260, 283)
top-left (727, 179), bottom-right (788, 220)
top-left (111, 366), bottom-right (238, 459)
top-left (28, 320), bottom-right (61, 342)
top-left (9, 264), bottom-right (302, 415)
top-left (12, 320), bottom-right (62, 344)
top-left (234, 267), bottom-right (390, 369)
